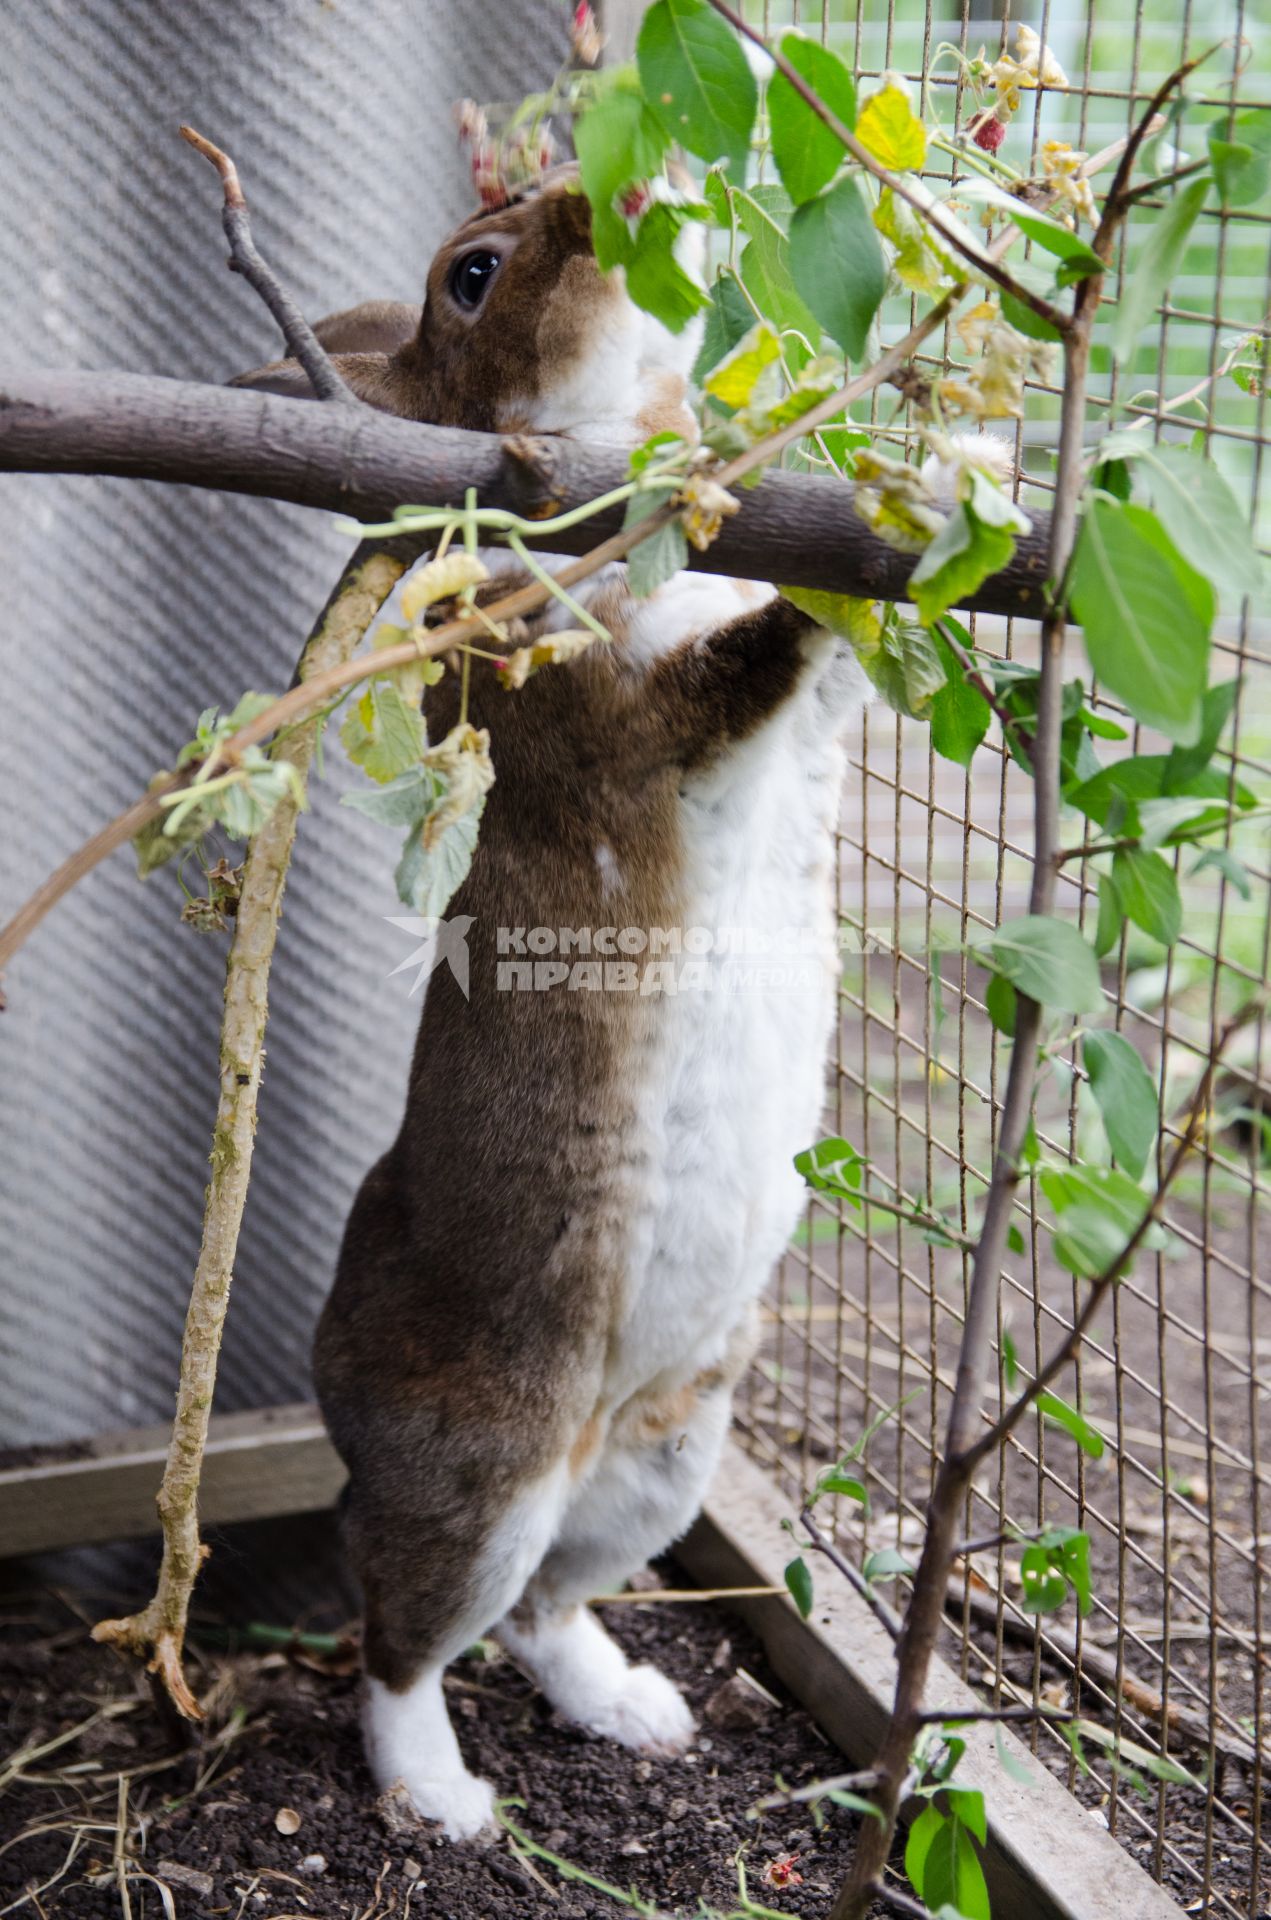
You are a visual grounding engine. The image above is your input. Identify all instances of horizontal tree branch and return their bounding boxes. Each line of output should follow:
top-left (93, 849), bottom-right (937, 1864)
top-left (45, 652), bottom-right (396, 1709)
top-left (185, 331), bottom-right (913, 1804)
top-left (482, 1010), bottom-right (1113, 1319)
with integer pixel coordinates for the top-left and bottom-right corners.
top-left (0, 368), bottom-right (1055, 619)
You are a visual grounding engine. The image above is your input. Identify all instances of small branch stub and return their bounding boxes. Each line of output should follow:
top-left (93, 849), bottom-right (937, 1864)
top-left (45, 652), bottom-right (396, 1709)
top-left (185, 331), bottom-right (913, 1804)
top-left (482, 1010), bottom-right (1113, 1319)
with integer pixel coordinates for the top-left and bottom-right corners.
top-left (180, 125), bottom-right (356, 405)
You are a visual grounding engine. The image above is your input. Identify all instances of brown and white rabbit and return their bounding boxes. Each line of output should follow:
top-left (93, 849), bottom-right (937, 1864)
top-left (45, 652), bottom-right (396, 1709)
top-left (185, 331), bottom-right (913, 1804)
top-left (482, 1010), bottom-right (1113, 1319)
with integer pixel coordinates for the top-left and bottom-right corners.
top-left (238, 168), bottom-right (870, 1838)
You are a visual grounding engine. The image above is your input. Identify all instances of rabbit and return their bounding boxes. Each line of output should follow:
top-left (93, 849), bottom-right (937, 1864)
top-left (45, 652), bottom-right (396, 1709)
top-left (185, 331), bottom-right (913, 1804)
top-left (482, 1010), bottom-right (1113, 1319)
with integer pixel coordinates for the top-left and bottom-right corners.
top-left (235, 165), bottom-right (871, 1840)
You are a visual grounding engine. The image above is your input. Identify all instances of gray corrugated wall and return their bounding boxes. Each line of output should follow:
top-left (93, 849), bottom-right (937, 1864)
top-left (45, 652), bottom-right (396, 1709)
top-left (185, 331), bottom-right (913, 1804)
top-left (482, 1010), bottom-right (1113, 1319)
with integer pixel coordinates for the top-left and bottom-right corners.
top-left (0, 0), bottom-right (570, 1452)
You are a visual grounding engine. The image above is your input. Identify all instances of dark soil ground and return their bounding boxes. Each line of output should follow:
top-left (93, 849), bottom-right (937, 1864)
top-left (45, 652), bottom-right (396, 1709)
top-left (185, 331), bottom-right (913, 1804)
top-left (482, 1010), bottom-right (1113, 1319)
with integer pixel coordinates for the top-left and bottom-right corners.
top-left (0, 1579), bottom-right (892, 1920)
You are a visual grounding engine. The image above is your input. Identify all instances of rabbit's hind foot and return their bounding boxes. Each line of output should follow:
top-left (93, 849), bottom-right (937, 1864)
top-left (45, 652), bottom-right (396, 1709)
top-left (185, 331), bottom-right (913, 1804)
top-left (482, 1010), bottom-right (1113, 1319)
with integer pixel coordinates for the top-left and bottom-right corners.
top-left (364, 1669), bottom-right (497, 1842)
top-left (499, 1600), bottom-right (695, 1754)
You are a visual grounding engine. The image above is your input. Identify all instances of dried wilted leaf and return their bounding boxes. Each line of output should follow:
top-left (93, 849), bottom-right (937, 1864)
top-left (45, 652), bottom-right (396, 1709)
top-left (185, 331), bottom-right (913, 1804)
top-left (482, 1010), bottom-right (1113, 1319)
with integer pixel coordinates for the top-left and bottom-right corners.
top-left (419, 723), bottom-right (496, 849)
top-left (399, 551), bottom-right (489, 623)
top-left (498, 628), bottom-right (597, 690)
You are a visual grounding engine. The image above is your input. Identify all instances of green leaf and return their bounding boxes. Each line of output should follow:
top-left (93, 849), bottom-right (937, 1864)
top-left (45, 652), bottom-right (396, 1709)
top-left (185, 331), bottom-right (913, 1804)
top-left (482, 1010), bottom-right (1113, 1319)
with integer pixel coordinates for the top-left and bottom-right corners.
top-left (1019, 1545), bottom-right (1069, 1614)
top-left (625, 202), bottom-right (711, 333)
top-left (1113, 177), bottom-right (1210, 366)
top-left (783, 592), bottom-right (942, 718)
top-left (983, 914), bottom-right (1103, 1014)
top-left (855, 82), bottom-right (926, 171)
top-left (1163, 679), bottom-right (1239, 787)
top-left (1111, 847), bottom-right (1182, 945)
top-left (930, 622), bottom-right (991, 766)
top-left (341, 764), bottom-right (439, 827)
top-left (1094, 873), bottom-right (1122, 958)
top-left (768, 33), bottom-right (857, 205)
top-left (817, 1471), bottom-right (869, 1506)
top-left (1114, 443), bottom-right (1266, 604)
top-left (1035, 1389), bottom-right (1105, 1458)
top-left (920, 1813), bottom-right (991, 1920)
top-left (789, 175), bottom-right (887, 360)
top-left (739, 206), bottom-right (821, 345)
top-left (943, 1787), bottom-right (987, 1846)
top-left (825, 1788), bottom-right (888, 1821)
top-left (341, 682), bottom-right (426, 785)
top-left (394, 798), bottom-right (483, 918)
top-left (637, 0), bottom-right (757, 176)
top-left (693, 272), bottom-right (756, 382)
top-left (795, 1134), bottom-right (866, 1208)
top-left (1191, 846), bottom-right (1252, 900)
top-left (1040, 1163), bottom-right (1164, 1278)
top-left (951, 177), bottom-right (1104, 283)
top-left (1002, 285), bottom-right (1064, 342)
top-left (1071, 1720), bottom-right (1203, 1789)
top-left (985, 972), bottom-right (1017, 1036)
top-left (573, 66), bottom-right (669, 271)
top-left (905, 1804), bottom-right (944, 1898)
top-left (1020, 1530), bottom-right (1091, 1617)
top-left (784, 1555), bottom-right (814, 1619)
top-left (863, 1547), bottom-right (914, 1582)
top-left (1082, 1030), bottom-right (1158, 1179)
top-left (875, 186), bottom-right (956, 296)
top-left (625, 486), bottom-right (689, 597)
top-left (1069, 499), bottom-right (1213, 745)
top-left (910, 505), bottom-right (1016, 628)
top-left (1208, 110), bottom-right (1271, 207)
top-left (703, 321), bottom-right (781, 405)
top-left (1067, 749), bottom-right (1252, 836)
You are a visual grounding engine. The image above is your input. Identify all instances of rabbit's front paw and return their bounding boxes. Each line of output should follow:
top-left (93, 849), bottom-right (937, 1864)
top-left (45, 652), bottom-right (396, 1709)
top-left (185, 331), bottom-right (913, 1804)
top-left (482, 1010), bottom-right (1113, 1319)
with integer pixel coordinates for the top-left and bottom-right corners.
top-left (579, 1662), bottom-right (696, 1755)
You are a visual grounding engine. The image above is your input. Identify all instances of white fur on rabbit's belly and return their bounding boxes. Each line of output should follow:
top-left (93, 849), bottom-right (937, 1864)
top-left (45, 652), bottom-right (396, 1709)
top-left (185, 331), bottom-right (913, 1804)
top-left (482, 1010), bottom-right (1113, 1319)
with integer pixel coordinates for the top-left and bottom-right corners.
top-left (604, 672), bottom-right (849, 1406)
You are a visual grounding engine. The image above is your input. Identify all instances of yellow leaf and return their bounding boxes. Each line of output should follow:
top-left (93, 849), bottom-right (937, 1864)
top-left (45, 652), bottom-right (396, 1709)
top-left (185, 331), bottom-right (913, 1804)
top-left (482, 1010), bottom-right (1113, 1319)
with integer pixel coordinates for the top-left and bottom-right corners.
top-left (399, 550), bottom-right (489, 623)
top-left (704, 322), bottom-right (781, 407)
top-left (855, 84), bottom-right (927, 172)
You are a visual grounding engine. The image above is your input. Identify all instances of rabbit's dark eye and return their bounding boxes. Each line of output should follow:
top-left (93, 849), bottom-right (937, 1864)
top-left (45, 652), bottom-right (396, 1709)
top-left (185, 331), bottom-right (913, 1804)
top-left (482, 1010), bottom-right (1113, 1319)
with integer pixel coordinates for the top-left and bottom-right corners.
top-left (450, 249), bottom-right (501, 311)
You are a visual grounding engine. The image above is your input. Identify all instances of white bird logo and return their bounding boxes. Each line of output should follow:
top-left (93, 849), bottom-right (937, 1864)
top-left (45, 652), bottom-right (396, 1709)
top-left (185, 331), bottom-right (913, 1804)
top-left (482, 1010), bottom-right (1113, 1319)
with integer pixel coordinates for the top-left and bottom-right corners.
top-left (384, 915), bottom-right (475, 999)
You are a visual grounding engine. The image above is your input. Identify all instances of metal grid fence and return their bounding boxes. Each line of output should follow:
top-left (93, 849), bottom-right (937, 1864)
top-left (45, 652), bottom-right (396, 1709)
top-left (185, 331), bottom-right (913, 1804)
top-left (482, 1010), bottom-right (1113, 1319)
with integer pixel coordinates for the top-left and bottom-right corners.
top-left (732, 2), bottom-right (1270, 1914)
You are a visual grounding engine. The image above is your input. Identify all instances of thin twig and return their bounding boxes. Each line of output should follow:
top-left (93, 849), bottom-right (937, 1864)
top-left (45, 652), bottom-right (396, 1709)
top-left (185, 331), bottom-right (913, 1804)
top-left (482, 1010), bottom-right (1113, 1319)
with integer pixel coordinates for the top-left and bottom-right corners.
top-left (1090, 56), bottom-right (1210, 263)
top-left (953, 1527), bottom-right (1047, 1557)
top-left (704, 0), bottom-right (1070, 334)
top-left (180, 127), bottom-right (356, 405)
top-left (962, 995), bottom-right (1265, 1474)
top-left (753, 1770), bottom-right (878, 1812)
top-left (827, 54), bottom-right (1196, 1920)
top-left (934, 620), bottom-right (1035, 759)
top-left (1119, 157), bottom-right (1211, 207)
top-left (800, 1507), bottom-right (904, 1643)
top-left (866, 1883), bottom-right (935, 1920)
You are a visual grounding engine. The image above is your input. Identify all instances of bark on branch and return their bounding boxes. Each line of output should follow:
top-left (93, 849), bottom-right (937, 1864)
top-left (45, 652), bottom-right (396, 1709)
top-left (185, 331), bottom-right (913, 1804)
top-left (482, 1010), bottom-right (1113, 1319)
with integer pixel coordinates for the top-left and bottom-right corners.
top-left (0, 368), bottom-right (1055, 619)
top-left (91, 548), bottom-right (404, 1716)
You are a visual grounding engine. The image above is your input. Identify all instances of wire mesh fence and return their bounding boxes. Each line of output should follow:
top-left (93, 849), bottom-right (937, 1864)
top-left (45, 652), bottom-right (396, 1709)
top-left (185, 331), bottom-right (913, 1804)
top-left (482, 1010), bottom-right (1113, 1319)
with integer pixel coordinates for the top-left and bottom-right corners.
top-left (732, 1), bottom-right (1270, 1914)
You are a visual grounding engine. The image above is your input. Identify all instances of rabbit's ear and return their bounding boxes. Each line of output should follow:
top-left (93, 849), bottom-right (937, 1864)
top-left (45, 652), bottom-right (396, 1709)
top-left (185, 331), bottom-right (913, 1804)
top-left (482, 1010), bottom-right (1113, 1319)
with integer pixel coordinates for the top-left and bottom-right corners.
top-left (230, 300), bottom-right (427, 415)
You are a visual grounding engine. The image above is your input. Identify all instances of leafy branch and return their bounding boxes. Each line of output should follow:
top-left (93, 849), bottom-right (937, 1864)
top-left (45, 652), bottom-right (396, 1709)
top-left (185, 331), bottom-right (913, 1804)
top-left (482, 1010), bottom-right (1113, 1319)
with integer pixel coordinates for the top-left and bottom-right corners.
top-left (703, 0), bottom-right (1072, 334)
top-left (0, 252), bottom-right (1010, 972)
top-left (962, 995), bottom-right (1264, 1474)
top-left (88, 134), bottom-right (397, 1717)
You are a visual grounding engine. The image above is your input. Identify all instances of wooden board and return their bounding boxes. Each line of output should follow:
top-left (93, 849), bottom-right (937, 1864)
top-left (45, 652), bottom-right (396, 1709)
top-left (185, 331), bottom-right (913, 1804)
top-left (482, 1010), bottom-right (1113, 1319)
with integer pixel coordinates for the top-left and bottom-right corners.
top-left (0, 1402), bottom-right (344, 1556)
top-left (0, 1411), bottom-right (1184, 1918)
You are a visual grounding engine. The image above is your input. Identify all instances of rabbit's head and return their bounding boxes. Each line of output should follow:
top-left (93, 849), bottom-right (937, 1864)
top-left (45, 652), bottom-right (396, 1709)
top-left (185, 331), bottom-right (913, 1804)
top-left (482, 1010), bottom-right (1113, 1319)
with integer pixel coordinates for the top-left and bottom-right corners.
top-left (234, 166), bottom-right (700, 448)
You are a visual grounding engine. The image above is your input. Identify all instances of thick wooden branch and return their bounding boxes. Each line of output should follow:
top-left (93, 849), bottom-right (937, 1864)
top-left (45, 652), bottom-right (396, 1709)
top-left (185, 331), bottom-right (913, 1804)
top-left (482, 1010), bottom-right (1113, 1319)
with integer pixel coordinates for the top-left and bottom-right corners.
top-left (0, 368), bottom-right (1054, 619)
